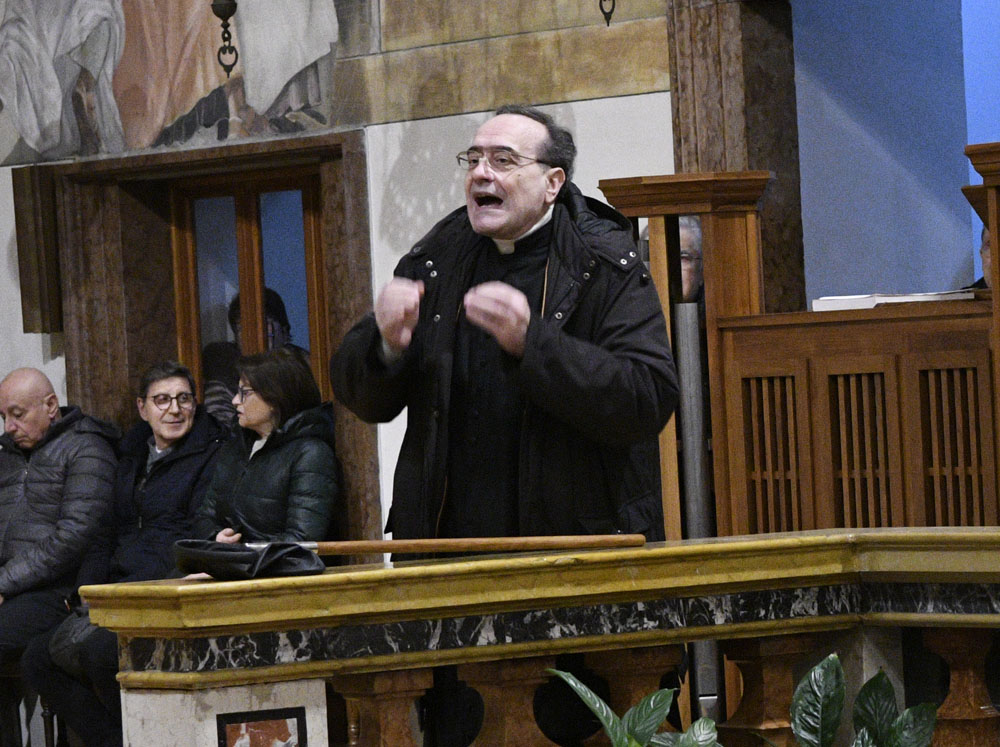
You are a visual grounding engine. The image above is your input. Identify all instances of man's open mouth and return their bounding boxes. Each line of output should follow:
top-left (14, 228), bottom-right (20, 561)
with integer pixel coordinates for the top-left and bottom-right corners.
top-left (475, 194), bottom-right (503, 207)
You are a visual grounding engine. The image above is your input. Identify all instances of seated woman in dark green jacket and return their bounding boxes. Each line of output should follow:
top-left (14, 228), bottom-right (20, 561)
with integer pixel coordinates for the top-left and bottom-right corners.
top-left (194, 347), bottom-right (340, 543)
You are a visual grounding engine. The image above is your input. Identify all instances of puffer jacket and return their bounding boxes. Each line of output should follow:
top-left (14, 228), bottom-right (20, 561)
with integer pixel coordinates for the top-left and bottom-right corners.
top-left (76, 407), bottom-right (228, 586)
top-left (332, 182), bottom-right (678, 540)
top-left (193, 403), bottom-right (340, 542)
top-left (0, 406), bottom-right (118, 598)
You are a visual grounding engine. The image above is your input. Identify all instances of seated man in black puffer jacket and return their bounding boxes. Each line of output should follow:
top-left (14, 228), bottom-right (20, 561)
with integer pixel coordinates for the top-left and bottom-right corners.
top-left (0, 367), bottom-right (118, 660)
top-left (21, 361), bottom-right (228, 747)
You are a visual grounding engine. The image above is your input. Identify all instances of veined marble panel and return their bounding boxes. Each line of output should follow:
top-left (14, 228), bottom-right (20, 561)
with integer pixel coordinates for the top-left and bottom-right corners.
top-left (121, 581), bottom-right (1000, 675)
top-left (124, 583), bottom-right (864, 674)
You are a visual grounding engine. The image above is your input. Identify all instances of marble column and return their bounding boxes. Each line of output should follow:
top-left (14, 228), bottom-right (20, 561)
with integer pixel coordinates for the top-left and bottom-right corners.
top-left (666, 0), bottom-right (805, 313)
top-left (923, 628), bottom-right (1000, 747)
top-left (717, 633), bottom-right (829, 746)
top-left (458, 656), bottom-right (557, 746)
top-left (329, 669), bottom-right (430, 747)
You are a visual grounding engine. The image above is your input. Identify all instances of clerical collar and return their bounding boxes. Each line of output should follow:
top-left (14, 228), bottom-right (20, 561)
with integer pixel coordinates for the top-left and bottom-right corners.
top-left (492, 205), bottom-right (554, 255)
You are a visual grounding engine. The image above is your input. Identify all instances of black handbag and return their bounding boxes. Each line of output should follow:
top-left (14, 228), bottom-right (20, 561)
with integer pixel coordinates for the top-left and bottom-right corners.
top-left (173, 539), bottom-right (326, 580)
top-left (48, 604), bottom-right (99, 679)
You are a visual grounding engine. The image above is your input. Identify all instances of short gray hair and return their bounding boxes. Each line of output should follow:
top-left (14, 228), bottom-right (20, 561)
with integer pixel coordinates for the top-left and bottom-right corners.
top-left (678, 215), bottom-right (702, 252)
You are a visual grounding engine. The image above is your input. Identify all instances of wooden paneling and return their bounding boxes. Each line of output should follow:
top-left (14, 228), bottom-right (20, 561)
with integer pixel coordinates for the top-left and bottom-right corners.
top-left (12, 166), bottom-right (62, 333)
top-left (811, 355), bottom-right (903, 530)
top-left (718, 304), bottom-right (997, 532)
top-left (119, 181), bottom-right (179, 409)
top-left (900, 350), bottom-right (996, 527)
top-left (322, 131), bottom-right (384, 555)
top-left (722, 356), bottom-right (810, 536)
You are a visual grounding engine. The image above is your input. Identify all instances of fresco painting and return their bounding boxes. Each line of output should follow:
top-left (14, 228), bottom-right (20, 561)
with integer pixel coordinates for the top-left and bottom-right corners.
top-left (0, 0), bottom-right (363, 166)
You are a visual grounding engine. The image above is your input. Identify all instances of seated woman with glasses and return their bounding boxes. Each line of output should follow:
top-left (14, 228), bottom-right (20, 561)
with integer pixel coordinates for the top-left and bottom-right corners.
top-left (193, 347), bottom-right (341, 544)
top-left (21, 361), bottom-right (228, 747)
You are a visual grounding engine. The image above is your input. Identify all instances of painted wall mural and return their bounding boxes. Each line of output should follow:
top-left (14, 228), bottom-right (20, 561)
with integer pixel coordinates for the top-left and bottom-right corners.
top-left (0, 0), bottom-right (369, 166)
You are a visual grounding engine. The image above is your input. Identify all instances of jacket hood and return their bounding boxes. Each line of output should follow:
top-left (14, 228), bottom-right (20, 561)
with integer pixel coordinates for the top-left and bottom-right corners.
top-left (242, 402), bottom-right (336, 452)
top-left (556, 181), bottom-right (633, 236)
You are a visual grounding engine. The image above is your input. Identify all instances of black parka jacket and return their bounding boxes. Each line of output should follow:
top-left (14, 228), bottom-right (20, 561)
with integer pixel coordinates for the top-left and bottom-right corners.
top-left (76, 407), bottom-right (228, 586)
top-left (193, 403), bottom-right (340, 542)
top-left (331, 183), bottom-right (679, 540)
top-left (0, 406), bottom-right (118, 597)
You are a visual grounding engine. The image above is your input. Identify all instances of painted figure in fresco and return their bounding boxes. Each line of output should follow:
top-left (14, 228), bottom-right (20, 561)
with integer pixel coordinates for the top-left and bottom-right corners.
top-left (0, 0), bottom-right (346, 162)
top-left (20, 362), bottom-right (227, 747)
top-left (114, 0), bottom-right (340, 150)
top-left (0, 0), bottom-right (125, 162)
top-left (235, 0), bottom-right (338, 131)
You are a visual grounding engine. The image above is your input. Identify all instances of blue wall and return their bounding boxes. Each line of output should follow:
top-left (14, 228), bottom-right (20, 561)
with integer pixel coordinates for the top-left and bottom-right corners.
top-left (794, 1), bottom-right (973, 300)
top-left (963, 0), bottom-right (1000, 272)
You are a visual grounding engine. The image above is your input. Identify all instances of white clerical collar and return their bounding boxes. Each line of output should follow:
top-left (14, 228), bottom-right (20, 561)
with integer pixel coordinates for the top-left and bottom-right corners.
top-left (492, 205), bottom-right (554, 255)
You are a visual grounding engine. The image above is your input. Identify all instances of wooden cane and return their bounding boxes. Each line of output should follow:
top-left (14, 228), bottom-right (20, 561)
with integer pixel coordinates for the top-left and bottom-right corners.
top-left (245, 534), bottom-right (646, 556)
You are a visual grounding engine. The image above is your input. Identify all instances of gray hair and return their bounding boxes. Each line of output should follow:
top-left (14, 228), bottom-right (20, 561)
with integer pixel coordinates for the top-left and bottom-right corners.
top-left (678, 215), bottom-right (702, 252)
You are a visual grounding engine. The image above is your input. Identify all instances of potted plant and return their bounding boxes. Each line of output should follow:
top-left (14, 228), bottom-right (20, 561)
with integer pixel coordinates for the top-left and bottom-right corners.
top-left (788, 653), bottom-right (936, 747)
top-left (548, 668), bottom-right (722, 746)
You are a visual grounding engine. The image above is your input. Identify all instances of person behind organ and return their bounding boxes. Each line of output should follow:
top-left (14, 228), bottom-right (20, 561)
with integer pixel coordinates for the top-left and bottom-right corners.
top-left (332, 104), bottom-right (678, 543)
top-left (0, 369), bottom-right (117, 661)
top-left (967, 226), bottom-right (992, 289)
top-left (679, 214), bottom-right (704, 303)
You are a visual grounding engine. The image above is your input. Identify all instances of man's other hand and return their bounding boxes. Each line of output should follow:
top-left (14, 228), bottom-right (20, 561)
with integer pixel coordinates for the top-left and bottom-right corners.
top-left (464, 281), bottom-right (531, 357)
top-left (376, 278), bottom-right (425, 353)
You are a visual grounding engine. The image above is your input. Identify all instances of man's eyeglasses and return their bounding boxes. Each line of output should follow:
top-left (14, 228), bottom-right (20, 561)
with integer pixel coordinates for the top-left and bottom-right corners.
top-left (456, 148), bottom-right (549, 173)
top-left (148, 393), bottom-right (195, 411)
top-left (237, 387), bottom-right (256, 403)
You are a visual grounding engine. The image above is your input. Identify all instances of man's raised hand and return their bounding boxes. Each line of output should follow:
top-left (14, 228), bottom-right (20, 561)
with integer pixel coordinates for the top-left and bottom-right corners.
top-left (375, 278), bottom-right (425, 353)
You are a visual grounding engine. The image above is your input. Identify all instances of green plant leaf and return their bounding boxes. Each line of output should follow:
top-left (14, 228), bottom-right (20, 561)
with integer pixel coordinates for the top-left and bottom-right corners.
top-left (849, 726), bottom-right (876, 747)
top-left (649, 733), bottom-right (680, 746)
top-left (622, 688), bottom-right (676, 744)
top-left (886, 703), bottom-right (937, 747)
top-left (547, 668), bottom-right (630, 747)
top-left (789, 653), bottom-right (845, 747)
top-left (852, 670), bottom-right (899, 744)
top-left (648, 719), bottom-right (719, 747)
top-left (685, 717), bottom-right (720, 746)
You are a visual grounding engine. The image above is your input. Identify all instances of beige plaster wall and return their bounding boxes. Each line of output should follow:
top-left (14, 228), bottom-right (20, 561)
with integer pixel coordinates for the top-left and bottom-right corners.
top-left (334, 15), bottom-right (670, 126)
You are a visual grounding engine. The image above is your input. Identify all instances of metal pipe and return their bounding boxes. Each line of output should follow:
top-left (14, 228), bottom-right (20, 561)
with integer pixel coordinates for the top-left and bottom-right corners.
top-left (674, 303), bottom-right (711, 539)
top-left (674, 302), bottom-right (723, 720)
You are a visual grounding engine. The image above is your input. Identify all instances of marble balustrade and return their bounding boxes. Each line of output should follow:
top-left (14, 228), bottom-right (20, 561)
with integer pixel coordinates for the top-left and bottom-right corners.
top-left (83, 528), bottom-right (1000, 745)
